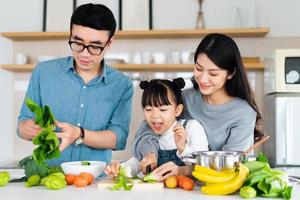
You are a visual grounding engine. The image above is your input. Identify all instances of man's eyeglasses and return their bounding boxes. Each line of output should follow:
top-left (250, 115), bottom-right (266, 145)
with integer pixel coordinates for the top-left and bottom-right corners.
top-left (68, 40), bottom-right (109, 56)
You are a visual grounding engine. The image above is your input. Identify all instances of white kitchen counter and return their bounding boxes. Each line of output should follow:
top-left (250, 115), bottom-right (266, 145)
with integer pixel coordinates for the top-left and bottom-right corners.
top-left (1, 182), bottom-right (299, 200)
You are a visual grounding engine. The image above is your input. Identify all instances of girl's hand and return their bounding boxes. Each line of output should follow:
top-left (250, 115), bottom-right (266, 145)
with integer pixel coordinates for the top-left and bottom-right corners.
top-left (104, 160), bottom-right (121, 178)
top-left (152, 161), bottom-right (179, 181)
top-left (140, 153), bottom-right (158, 174)
top-left (173, 123), bottom-right (187, 153)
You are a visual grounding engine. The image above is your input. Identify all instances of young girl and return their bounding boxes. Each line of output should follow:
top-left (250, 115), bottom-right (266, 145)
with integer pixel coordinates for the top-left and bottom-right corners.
top-left (104, 78), bottom-right (208, 178)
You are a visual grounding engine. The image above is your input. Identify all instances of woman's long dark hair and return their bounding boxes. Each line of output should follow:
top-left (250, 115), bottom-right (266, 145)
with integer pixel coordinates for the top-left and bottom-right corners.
top-left (192, 33), bottom-right (264, 141)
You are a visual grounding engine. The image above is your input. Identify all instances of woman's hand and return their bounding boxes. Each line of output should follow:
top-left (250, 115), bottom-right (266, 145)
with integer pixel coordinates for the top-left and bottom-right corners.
top-left (18, 119), bottom-right (41, 141)
top-left (55, 121), bottom-right (80, 151)
top-left (104, 160), bottom-right (121, 178)
top-left (173, 123), bottom-right (187, 153)
top-left (140, 153), bottom-right (158, 174)
top-left (152, 161), bottom-right (179, 181)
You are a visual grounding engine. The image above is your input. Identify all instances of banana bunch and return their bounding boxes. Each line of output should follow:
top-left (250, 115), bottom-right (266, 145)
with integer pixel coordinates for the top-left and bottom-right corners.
top-left (192, 162), bottom-right (249, 195)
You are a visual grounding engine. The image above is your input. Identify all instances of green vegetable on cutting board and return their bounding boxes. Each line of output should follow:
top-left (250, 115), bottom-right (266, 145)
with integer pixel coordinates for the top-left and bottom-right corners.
top-left (0, 171), bottom-right (10, 186)
top-left (143, 172), bottom-right (159, 183)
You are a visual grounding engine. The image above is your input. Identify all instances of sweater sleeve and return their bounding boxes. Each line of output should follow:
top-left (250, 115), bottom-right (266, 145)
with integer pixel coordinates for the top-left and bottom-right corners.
top-left (132, 121), bottom-right (160, 161)
top-left (222, 117), bottom-right (255, 151)
top-left (121, 157), bottom-right (141, 177)
top-left (177, 119), bottom-right (209, 158)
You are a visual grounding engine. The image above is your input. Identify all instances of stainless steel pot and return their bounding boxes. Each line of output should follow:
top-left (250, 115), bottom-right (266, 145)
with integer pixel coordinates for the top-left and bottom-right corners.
top-left (182, 151), bottom-right (244, 171)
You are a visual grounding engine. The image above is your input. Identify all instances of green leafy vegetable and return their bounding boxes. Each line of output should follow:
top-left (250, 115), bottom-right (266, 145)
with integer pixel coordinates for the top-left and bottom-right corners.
top-left (243, 154), bottom-right (293, 200)
top-left (25, 98), bottom-right (60, 164)
top-left (119, 165), bottom-right (133, 178)
top-left (19, 156), bottom-right (50, 179)
top-left (244, 160), bottom-right (269, 173)
top-left (0, 171), bottom-right (10, 186)
top-left (143, 172), bottom-right (159, 182)
top-left (256, 152), bottom-right (269, 163)
top-left (109, 166), bottom-right (139, 191)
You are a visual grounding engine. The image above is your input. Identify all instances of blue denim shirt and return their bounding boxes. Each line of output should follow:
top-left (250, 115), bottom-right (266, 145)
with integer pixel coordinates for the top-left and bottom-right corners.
top-left (17, 56), bottom-right (133, 166)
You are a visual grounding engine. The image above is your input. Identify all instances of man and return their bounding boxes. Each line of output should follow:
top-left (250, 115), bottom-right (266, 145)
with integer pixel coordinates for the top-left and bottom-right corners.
top-left (17, 4), bottom-right (133, 166)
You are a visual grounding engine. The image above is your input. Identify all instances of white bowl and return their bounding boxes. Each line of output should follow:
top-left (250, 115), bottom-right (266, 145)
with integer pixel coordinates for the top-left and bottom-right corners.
top-left (61, 161), bottom-right (106, 177)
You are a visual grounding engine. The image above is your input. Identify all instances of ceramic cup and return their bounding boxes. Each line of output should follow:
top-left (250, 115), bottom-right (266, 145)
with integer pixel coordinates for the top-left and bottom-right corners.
top-left (152, 52), bottom-right (166, 64)
top-left (15, 53), bottom-right (27, 64)
top-left (132, 52), bottom-right (142, 64)
top-left (181, 51), bottom-right (194, 64)
top-left (170, 51), bottom-right (181, 64)
top-left (141, 51), bottom-right (153, 64)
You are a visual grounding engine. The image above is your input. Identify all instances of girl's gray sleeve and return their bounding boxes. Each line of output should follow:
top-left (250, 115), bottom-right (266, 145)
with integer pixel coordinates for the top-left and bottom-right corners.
top-left (132, 120), bottom-right (160, 161)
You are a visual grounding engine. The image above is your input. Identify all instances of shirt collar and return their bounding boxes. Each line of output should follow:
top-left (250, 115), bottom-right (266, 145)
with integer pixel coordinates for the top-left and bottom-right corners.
top-left (64, 57), bottom-right (108, 85)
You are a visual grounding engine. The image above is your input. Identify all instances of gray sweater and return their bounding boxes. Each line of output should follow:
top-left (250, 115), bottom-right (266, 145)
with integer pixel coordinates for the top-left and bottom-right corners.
top-left (182, 88), bottom-right (256, 151)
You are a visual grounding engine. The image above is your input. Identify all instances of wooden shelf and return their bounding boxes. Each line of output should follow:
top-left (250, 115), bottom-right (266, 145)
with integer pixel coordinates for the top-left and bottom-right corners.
top-left (0, 61), bottom-right (264, 72)
top-left (1, 28), bottom-right (270, 41)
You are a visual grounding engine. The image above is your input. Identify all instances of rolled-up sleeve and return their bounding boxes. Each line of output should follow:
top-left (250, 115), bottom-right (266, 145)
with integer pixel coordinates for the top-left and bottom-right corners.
top-left (107, 79), bottom-right (133, 150)
top-left (17, 65), bottom-right (42, 137)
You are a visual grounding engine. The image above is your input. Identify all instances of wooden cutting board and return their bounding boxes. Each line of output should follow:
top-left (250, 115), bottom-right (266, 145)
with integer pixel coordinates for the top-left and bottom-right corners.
top-left (97, 179), bottom-right (164, 190)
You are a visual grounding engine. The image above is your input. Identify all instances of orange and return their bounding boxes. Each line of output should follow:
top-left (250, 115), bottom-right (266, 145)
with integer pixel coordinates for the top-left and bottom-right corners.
top-left (164, 176), bottom-right (178, 189)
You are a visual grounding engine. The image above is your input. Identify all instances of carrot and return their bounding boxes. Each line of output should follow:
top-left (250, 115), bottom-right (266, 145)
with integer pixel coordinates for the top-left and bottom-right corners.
top-left (176, 175), bottom-right (194, 191)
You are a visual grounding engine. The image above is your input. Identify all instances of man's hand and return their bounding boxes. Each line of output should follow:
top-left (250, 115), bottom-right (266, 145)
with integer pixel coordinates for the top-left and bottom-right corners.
top-left (140, 153), bottom-right (158, 174)
top-left (55, 121), bottom-right (80, 151)
top-left (18, 119), bottom-right (41, 141)
top-left (173, 123), bottom-right (187, 153)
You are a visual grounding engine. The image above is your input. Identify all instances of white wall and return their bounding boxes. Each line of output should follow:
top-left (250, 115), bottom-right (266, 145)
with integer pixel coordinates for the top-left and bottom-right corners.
top-left (1, 0), bottom-right (300, 163)
top-left (0, 0), bottom-right (42, 163)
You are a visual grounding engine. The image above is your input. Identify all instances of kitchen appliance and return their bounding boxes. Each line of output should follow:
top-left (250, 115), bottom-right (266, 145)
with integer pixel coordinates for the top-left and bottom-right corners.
top-left (263, 94), bottom-right (300, 168)
top-left (263, 49), bottom-right (300, 177)
top-left (265, 49), bottom-right (300, 94)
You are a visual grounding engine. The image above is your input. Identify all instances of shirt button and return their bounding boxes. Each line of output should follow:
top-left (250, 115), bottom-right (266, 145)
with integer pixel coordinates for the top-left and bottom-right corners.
top-left (77, 123), bottom-right (81, 126)
top-left (83, 86), bottom-right (86, 89)
top-left (80, 104), bottom-right (84, 108)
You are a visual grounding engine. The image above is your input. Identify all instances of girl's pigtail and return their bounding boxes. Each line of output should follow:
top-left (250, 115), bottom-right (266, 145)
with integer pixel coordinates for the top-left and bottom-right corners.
top-left (172, 77), bottom-right (185, 89)
top-left (140, 80), bottom-right (149, 89)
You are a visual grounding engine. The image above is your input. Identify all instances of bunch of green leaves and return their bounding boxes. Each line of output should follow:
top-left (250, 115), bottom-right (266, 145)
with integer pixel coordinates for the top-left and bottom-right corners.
top-left (18, 155), bottom-right (63, 181)
top-left (26, 98), bottom-right (60, 164)
top-left (243, 153), bottom-right (293, 200)
top-left (108, 165), bottom-right (159, 191)
top-left (109, 166), bottom-right (135, 191)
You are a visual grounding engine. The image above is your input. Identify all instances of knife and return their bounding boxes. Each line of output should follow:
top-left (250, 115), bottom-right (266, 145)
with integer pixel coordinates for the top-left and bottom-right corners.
top-left (146, 164), bottom-right (152, 174)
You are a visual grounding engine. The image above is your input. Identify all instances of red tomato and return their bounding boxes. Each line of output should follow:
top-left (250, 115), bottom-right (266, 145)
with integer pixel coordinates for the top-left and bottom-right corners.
top-left (74, 176), bottom-right (88, 187)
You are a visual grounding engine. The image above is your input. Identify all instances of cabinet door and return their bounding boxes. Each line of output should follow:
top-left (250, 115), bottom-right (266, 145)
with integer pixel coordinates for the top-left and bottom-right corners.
top-left (281, 98), bottom-right (300, 165)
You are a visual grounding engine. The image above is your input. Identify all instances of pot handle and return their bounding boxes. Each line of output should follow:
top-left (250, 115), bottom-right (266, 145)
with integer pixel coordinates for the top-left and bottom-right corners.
top-left (181, 156), bottom-right (197, 164)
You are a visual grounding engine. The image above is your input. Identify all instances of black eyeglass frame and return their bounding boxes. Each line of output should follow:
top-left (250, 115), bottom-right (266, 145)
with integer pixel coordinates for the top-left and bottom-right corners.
top-left (68, 37), bottom-right (111, 56)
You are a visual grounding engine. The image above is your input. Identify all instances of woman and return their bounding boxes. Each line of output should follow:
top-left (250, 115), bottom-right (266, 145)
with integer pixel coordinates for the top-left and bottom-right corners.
top-left (135, 33), bottom-right (263, 180)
